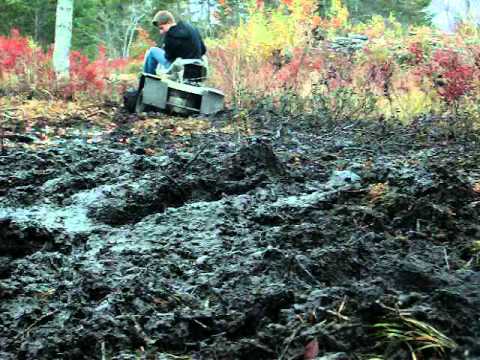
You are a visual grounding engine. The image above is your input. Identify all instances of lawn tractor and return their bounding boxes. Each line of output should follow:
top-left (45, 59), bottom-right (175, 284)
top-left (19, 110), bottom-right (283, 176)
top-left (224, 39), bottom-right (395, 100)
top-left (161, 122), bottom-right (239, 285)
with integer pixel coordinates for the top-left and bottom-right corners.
top-left (124, 57), bottom-right (224, 116)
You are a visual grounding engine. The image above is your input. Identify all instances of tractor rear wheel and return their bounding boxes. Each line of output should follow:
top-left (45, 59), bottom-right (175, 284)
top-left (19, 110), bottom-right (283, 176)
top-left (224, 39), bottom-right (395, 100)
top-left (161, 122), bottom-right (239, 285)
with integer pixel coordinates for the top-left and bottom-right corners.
top-left (135, 90), bottom-right (146, 113)
top-left (123, 88), bottom-right (139, 113)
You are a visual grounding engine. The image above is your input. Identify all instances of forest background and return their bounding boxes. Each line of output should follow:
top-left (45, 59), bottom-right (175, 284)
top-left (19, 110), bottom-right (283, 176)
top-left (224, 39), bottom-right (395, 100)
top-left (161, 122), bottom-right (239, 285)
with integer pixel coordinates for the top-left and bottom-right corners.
top-left (1, 0), bottom-right (480, 131)
top-left (0, 0), bottom-right (433, 58)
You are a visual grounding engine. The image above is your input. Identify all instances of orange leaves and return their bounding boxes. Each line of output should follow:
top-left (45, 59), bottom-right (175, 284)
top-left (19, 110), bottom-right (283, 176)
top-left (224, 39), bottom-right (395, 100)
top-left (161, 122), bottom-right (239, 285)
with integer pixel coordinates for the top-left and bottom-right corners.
top-left (312, 15), bottom-right (321, 28)
top-left (131, 117), bottom-right (211, 139)
top-left (0, 98), bottom-right (116, 132)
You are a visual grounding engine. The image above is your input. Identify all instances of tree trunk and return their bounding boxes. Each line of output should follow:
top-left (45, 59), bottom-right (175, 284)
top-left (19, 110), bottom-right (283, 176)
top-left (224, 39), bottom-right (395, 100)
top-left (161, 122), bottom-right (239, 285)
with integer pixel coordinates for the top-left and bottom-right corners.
top-left (53, 0), bottom-right (74, 80)
top-left (34, 8), bottom-right (40, 42)
top-left (207, 0), bottom-right (212, 36)
top-left (124, 18), bottom-right (141, 58)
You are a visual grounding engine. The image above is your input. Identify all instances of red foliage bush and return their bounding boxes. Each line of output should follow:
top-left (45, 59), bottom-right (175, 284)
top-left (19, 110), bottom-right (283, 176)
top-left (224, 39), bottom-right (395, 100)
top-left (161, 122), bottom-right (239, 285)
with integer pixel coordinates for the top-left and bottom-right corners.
top-left (208, 46), bottom-right (328, 107)
top-left (66, 46), bottom-right (128, 98)
top-left (0, 30), bottom-right (128, 100)
top-left (407, 42), bottom-right (425, 65)
top-left (0, 29), bottom-right (32, 78)
top-left (321, 54), bottom-right (354, 91)
top-left (275, 55), bottom-right (305, 86)
top-left (365, 60), bottom-right (394, 96)
top-left (466, 45), bottom-right (480, 73)
top-left (421, 48), bottom-right (475, 103)
top-left (273, 48), bottom-right (325, 89)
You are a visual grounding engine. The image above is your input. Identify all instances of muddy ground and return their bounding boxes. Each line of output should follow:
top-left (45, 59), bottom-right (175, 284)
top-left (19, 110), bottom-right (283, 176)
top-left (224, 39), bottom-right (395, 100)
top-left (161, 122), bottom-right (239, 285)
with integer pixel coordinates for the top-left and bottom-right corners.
top-left (0, 105), bottom-right (479, 360)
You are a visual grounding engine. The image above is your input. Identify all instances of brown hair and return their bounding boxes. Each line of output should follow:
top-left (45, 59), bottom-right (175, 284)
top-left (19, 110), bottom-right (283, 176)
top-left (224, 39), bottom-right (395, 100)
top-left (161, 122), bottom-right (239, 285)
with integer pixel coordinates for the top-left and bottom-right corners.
top-left (152, 10), bottom-right (175, 26)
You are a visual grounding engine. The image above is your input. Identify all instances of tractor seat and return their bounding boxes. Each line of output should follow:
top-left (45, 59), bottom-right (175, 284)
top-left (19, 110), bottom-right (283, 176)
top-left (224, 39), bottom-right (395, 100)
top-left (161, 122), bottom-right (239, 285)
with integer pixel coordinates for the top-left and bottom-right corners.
top-left (157, 57), bottom-right (208, 84)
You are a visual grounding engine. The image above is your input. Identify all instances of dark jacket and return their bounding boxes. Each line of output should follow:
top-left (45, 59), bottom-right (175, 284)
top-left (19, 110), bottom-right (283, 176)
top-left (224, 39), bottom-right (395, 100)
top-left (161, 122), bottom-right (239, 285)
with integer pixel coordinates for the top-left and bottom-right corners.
top-left (164, 21), bottom-right (206, 62)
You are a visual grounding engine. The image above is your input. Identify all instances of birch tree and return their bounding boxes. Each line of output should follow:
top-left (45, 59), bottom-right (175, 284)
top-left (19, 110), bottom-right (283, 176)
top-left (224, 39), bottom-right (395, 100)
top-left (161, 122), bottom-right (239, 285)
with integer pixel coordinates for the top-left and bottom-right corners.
top-left (53, 0), bottom-right (74, 80)
top-left (122, 1), bottom-right (153, 58)
top-left (94, 0), bottom-right (157, 58)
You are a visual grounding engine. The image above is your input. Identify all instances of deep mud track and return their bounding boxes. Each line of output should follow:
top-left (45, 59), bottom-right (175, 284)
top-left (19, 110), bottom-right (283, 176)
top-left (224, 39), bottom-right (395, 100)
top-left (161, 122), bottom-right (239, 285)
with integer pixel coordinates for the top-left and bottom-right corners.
top-left (0, 112), bottom-right (479, 360)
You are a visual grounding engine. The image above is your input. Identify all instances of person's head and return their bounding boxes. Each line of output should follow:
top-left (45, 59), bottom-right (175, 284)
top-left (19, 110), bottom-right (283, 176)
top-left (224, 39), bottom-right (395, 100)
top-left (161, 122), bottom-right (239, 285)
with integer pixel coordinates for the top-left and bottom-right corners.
top-left (152, 10), bottom-right (176, 35)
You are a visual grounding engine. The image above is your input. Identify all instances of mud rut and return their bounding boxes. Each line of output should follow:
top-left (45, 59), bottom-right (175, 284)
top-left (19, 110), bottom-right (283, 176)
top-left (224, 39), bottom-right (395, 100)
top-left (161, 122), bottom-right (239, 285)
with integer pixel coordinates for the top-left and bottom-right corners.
top-left (0, 110), bottom-right (479, 360)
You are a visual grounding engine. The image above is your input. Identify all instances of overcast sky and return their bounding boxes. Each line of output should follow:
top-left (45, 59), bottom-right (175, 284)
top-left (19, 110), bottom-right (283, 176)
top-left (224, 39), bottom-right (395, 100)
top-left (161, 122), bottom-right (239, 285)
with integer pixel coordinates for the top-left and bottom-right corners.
top-left (426, 0), bottom-right (480, 31)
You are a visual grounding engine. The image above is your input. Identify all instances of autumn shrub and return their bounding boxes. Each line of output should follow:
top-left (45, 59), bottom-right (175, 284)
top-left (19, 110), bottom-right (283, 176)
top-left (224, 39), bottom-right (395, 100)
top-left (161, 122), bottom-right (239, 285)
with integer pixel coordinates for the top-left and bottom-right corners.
top-left (349, 25), bottom-right (477, 124)
top-left (0, 29), bottom-right (55, 90)
top-left (420, 48), bottom-right (475, 105)
top-left (208, 0), bottom-right (386, 120)
top-left (216, 0), bottom-right (317, 60)
top-left (65, 46), bottom-right (129, 99)
top-left (390, 44), bottom-right (480, 136)
top-left (0, 29), bottom-right (129, 101)
top-left (0, 29), bottom-right (31, 79)
top-left (207, 0), bottom-right (319, 107)
top-left (207, 0), bottom-right (480, 130)
top-left (309, 86), bottom-right (377, 124)
top-left (208, 44), bottom-right (326, 111)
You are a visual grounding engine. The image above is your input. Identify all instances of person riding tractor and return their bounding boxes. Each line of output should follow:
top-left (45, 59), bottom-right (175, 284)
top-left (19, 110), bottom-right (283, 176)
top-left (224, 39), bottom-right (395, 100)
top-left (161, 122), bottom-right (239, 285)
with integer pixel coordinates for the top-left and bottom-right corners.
top-left (144, 10), bottom-right (206, 76)
top-left (123, 10), bottom-right (224, 116)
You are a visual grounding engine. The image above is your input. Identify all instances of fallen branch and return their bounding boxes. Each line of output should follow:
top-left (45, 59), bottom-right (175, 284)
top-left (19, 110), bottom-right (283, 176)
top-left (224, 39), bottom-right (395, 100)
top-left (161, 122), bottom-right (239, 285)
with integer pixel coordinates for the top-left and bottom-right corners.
top-left (278, 325), bottom-right (302, 360)
top-left (14, 309), bottom-right (60, 341)
top-left (179, 143), bottom-right (208, 172)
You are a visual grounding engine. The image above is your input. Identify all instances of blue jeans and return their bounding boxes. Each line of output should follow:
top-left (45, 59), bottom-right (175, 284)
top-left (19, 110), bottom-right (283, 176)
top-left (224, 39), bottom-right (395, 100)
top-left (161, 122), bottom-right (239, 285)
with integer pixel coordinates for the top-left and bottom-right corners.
top-left (143, 47), bottom-right (172, 74)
